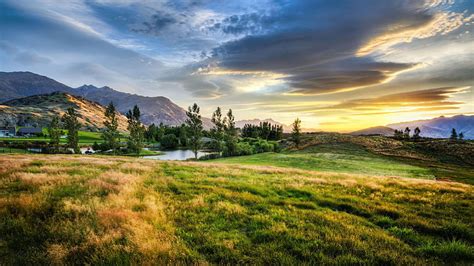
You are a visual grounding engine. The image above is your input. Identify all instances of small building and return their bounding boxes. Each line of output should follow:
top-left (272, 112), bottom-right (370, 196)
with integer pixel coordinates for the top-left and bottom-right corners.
top-left (200, 137), bottom-right (214, 144)
top-left (17, 127), bottom-right (43, 137)
top-left (0, 127), bottom-right (16, 137)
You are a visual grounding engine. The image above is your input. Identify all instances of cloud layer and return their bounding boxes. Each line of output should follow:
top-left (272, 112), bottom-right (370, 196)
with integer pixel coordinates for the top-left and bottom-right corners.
top-left (0, 0), bottom-right (472, 130)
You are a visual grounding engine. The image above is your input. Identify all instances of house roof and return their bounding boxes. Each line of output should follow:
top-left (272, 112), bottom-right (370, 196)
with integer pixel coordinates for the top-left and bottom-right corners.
top-left (18, 127), bottom-right (43, 134)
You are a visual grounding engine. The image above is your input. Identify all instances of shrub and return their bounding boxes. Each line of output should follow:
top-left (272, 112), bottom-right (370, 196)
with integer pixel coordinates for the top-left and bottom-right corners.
top-left (236, 142), bottom-right (255, 155)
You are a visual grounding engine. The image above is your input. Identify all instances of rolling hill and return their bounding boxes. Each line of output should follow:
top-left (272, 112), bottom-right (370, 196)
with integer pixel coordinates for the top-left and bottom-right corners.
top-left (0, 92), bottom-right (128, 131)
top-left (350, 126), bottom-right (395, 136)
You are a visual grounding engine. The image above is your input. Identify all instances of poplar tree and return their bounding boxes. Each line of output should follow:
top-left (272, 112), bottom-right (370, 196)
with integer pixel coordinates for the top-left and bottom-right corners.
top-left (126, 105), bottom-right (145, 155)
top-left (62, 107), bottom-right (81, 154)
top-left (103, 102), bottom-right (120, 153)
top-left (48, 115), bottom-right (62, 153)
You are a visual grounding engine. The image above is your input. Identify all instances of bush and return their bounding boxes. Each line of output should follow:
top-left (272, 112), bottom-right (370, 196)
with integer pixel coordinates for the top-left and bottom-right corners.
top-left (236, 142), bottom-right (255, 155)
top-left (161, 134), bottom-right (179, 149)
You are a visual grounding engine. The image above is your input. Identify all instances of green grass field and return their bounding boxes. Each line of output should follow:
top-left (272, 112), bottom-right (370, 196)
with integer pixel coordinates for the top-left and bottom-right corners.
top-left (215, 143), bottom-right (434, 179)
top-left (0, 131), bottom-right (124, 145)
top-left (0, 130), bottom-right (104, 144)
top-left (215, 142), bottom-right (474, 184)
top-left (0, 155), bottom-right (473, 264)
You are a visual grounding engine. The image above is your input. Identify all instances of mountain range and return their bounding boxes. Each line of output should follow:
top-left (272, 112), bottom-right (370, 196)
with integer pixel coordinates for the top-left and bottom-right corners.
top-left (387, 115), bottom-right (474, 139)
top-left (351, 115), bottom-right (474, 139)
top-left (0, 71), bottom-right (212, 128)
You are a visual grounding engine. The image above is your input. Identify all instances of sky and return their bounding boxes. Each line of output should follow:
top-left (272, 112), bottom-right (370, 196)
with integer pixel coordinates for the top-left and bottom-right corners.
top-left (0, 0), bottom-right (473, 131)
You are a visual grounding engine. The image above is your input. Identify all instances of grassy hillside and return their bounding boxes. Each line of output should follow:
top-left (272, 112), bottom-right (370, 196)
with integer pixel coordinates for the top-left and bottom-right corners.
top-left (217, 134), bottom-right (474, 184)
top-left (0, 155), bottom-right (473, 264)
top-left (0, 92), bottom-right (128, 131)
top-left (215, 143), bottom-right (434, 179)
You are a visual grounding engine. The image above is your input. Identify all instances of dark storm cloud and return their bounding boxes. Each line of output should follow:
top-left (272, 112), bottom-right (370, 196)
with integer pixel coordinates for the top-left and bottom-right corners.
top-left (208, 0), bottom-right (455, 94)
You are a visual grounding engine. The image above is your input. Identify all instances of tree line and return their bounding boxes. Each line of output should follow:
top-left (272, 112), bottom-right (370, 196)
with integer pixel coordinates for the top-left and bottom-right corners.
top-left (241, 122), bottom-right (283, 140)
top-left (394, 127), bottom-right (465, 141)
top-left (44, 102), bottom-right (304, 157)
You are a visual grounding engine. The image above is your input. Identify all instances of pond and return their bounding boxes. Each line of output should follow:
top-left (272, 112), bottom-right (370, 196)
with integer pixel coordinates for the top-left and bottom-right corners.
top-left (143, 149), bottom-right (214, 161)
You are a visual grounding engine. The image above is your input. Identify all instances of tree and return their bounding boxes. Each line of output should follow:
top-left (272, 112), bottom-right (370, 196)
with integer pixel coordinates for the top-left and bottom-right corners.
top-left (450, 128), bottom-right (458, 141)
top-left (394, 129), bottom-right (403, 140)
top-left (459, 132), bottom-right (464, 140)
top-left (403, 127), bottom-right (411, 140)
top-left (225, 109), bottom-right (236, 136)
top-left (48, 115), bottom-right (62, 153)
top-left (178, 124), bottom-right (188, 147)
top-left (413, 127), bottom-right (421, 141)
top-left (185, 103), bottom-right (203, 159)
top-left (223, 109), bottom-right (238, 156)
top-left (161, 134), bottom-right (179, 149)
top-left (126, 105), bottom-right (145, 155)
top-left (292, 118), bottom-right (302, 148)
top-left (103, 102), bottom-right (120, 153)
top-left (211, 107), bottom-right (226, 153)
top-left (62, 107), bottom-right (81, 154)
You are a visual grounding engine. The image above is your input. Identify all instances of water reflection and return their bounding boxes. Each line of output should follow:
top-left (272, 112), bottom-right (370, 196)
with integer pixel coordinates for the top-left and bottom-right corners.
top-left (143, 150), bottom-right (212, 161)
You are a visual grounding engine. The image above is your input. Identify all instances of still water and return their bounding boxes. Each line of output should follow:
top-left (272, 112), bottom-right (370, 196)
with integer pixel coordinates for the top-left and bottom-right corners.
top-left (143, 149), bottom-right (212, 161)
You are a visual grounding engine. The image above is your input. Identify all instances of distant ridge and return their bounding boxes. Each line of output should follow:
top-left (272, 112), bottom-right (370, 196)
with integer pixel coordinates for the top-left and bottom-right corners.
top-left (387, 115), bottom-right (474, 139)
top-left (352, 115), bottom-right (474, 139)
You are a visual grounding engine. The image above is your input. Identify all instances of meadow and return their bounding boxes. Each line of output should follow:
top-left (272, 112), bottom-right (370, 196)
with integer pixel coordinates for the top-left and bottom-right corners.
top-left (0, 130), bottom-right (105, 145)
top-left (0, 154), bottom-right (473, 264)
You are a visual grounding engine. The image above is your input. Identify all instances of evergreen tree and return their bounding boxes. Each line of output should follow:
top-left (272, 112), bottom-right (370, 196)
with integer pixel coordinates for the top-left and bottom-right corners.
top-left (185, 103), bottom-right (203, 159)
top-left (103, 102), bottom-right (120, 153)
top-left (403, 127), bottom-right (411, 140)
top-left (225, 109), bottom-right (236, 136)
top-left (394, 129), bottom-right (403, 140)
top-left (224, 109), bottom-right (237, 156)
top-left (459, 132), bottom-right (464, 140)
top-left (48, 115), bottom-right (62, 153)
top-left (450, 128), bottom-right (458, 141)
top-left (62, 107), bottom-right (81, 154)
top-left (260, 122), bottom-right (271, 140)
top-left (126, 105), bottom-right (145, 155)
top-left (413, 127), bottom-right (421, 141)
top-left (211, 107), bottom-right (225, 152)
top-left (292, 118), bottom-right (302, 148)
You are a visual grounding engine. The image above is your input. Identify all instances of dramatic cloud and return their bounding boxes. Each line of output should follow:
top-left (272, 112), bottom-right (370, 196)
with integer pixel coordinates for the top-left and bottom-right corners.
top-left (206, 0), bottom-right (472, 94)
top-left (0, 0), bottom-right (472, 130)
top-left (320, 86), bottom-right (468, 111)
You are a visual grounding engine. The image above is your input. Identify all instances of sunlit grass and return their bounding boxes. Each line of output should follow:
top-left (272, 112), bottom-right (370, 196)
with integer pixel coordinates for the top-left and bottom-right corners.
top-left (0, 154), bottom-right (472, 264)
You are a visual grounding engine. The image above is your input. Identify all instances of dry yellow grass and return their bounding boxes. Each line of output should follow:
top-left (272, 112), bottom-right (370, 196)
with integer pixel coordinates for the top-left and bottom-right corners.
top-left (0, 154), bottom-right (472, 265)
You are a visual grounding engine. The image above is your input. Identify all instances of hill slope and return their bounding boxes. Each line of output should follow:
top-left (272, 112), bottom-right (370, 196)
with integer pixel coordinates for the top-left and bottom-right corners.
top-left (351, 126), bottom-right (395, 136)
top-left (0, 92), bottom-right (128, 131)
top-left (0, 71), bottom-right (212, 127)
